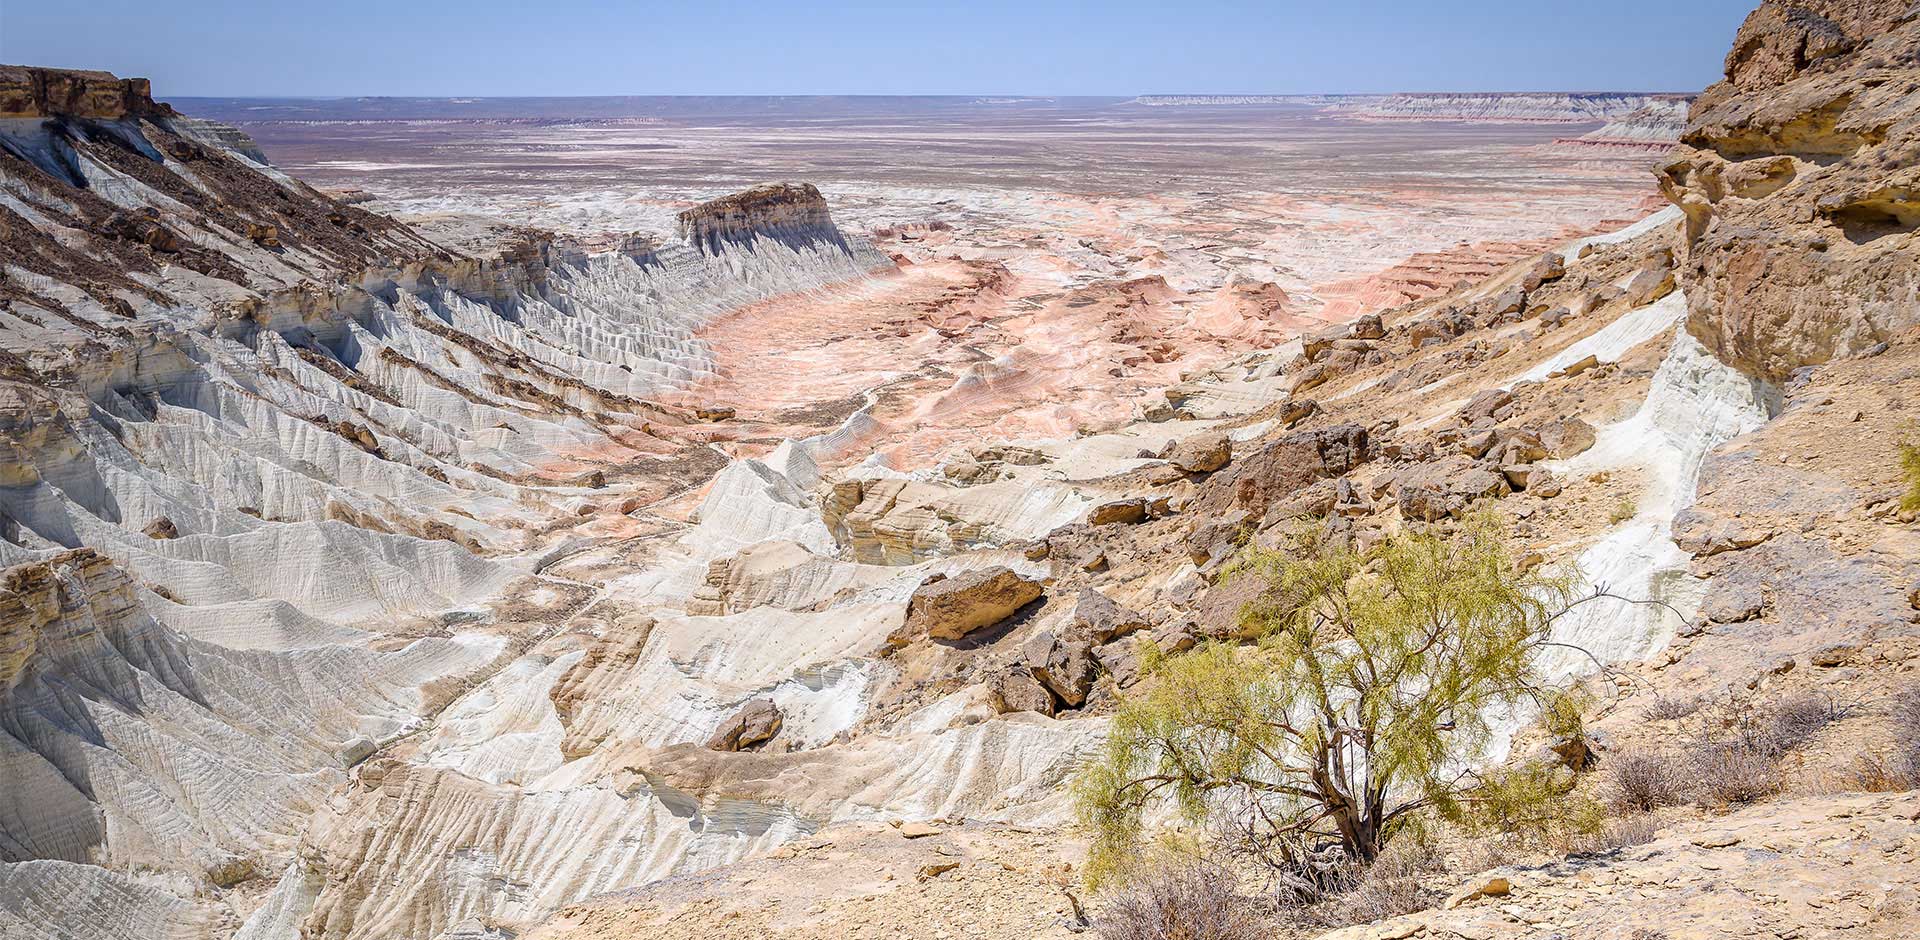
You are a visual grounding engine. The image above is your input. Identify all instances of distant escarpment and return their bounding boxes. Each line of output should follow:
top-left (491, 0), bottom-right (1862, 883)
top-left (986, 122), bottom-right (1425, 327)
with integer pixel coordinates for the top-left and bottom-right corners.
top-left (1335, 92), bottom-right (1693, 124)
top-left (1660, 0), bottom-right (1920, 382)
top-left (1557, 98), bottom-right (1692, 150)
top-left (1127, 94), bottom-right (1384, 107)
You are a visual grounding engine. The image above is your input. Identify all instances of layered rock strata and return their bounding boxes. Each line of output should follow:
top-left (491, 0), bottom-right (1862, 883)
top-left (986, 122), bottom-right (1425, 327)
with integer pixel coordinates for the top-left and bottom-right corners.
top-left (1660, 0), bottom-right (1920, 381)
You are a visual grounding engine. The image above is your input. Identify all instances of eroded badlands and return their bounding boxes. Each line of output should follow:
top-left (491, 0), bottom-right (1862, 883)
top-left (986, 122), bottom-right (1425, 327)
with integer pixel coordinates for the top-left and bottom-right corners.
top-left (4, 7), bottom-right (1920, 936)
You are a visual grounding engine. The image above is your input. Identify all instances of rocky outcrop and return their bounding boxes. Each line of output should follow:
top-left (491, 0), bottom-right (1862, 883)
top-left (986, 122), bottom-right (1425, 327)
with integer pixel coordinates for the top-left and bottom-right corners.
top-left (1659, 1), bottom-right (1920, 382)
top-left (677, 182), bottom-right (844, 250)
top-left (890, 567), bottom-right (1044, 647)
top-left (705, 698), bottom-right (784, 752)
top-left (1188, 423), bottom-right (1370, 520)
top-left (0, 65), bottom-right (162, 119)
top-left (1166, 431), bottom-right (1231, 473)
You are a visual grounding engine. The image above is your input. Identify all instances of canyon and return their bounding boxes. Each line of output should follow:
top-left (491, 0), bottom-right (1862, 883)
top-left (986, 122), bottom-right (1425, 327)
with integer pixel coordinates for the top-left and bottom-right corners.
top-left (2, 2), bottom-right (1919, 938)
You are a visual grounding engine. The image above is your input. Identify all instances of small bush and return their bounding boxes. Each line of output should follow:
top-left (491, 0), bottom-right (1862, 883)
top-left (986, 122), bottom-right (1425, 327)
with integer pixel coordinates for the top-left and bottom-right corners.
top-left (1763, 693), bottom-right (1847, 756)
top-left (1642, 693), bottom-right (1702, 721)
top-left (1673, 690), bottom-right (1852, 805)
top-left (1607, 498), bottom-right (1638, 524)
top-left (1095, 858), bottom-right (1267, 940)
top-left (1563, 812), bottom-right (1663, 856)
top-left (1607, 748), bottom-right (1690, 812)
top-left (1848, 685), bottom-right (1920, 792)
top-left (1455, 761), bottom-right (1605, 848)
top-left (1892, 685), bottom-right (1920, 728)
top-left (1597, 813), bottom-right (1663, 851)
top-left (1693, 743), bottom-right (1783, 804)
top-left (1694, 689), bottom-right (1843, 759)
top-left (1848, 752), bottom-right (1920, 792)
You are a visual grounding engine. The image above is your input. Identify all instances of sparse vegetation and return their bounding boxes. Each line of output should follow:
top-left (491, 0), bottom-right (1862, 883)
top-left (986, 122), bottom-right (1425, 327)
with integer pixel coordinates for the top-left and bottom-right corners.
top-left (1075, 515), bottom-right (1578, 887)
top-left (1092, 856), bottom-right (1266, 940)
top-left (1688, 690), bottom-right (1849, 804)
top-left (1608, 690), bottom-right (1853, 809)
top-left (1608, 497), bottom-right (1638, 524)
top-left (1606, 748), bottom-right (1690, 812)
top-left (1295, 834), bottom-right (1447, 928)
top-left (1692, 743), bottom-right (1783, 804)
top-left (1454, 759), bottom-right (1605, 850)
top-left (1847, 685), bottom-right (1920, 792)
top-left (1567, 812), bottom-right (1664, 855)
top-left (1641, 692), bottom-right (1703, 721)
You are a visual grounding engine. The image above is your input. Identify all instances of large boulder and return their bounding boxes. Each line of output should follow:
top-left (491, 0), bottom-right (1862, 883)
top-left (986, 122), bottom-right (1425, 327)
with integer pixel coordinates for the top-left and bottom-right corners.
top-left (1023, 631), bottom-right (1098, 707)
top-left (1538, 418), bottom-right (1597, 459)
top-left (1189, 424), bottom-right (1369, 520)
top-left (1069, 588), bottom-right (1154, 643)
top-left (1521, 253), bottom-right (1565, 292)
top-left (987, 665), bottom-right (1055, 715)
top-left (1167, 431), bottom-right (1232, 473)
top-left (705, 698), bottom-right (783, 751)
top-left (1455, 388), bottom-right (1514, 426)
top-left (1395, 457), bottom-right (1511, 521)
top-left (1095, 636), bottom-right (1148, 688)
top-left (892, 567), bottom-right (1044, 646)
top-left (1087, 498), bottom-right (1148, 526)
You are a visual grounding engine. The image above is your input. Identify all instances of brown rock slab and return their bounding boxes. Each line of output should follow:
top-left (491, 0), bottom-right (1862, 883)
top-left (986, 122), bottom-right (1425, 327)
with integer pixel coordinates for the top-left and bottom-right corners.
top-left (891, 567), bottom-right (1044, 646)
top-left (1087, 498), bottom-right (1148, 526)
top-left (1166, 431), bottom-right (1231, 473)
top-left (705, 698), bottom-right (783, 752)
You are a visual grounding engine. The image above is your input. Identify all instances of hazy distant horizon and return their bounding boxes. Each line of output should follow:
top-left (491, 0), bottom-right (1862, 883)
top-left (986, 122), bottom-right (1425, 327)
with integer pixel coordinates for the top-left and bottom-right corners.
top-left (5, 0), bottom-right (1754, 98)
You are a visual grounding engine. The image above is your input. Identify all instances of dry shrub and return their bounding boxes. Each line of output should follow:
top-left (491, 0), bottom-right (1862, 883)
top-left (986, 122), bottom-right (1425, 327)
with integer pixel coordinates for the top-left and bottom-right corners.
top-left (1679, 690), bottom-right (1851, 805)
top-left (1641, 693), bottom-right (1702, 721)
top-left (1763, 693), bottom-right (1848, 755)
top-left (1847, 685), bottom-right (1920, 792)
top-left (1848, 752), bottom-right (1920, 792)
top-left (1607, 748), bottom-right (1690, 812)
top-left (1095, 858), bottom-right (1266, 940)
top-left (1566, 813), bottom-right (1663, 855)
top-left (1297, 837), bottom-right (1446, 929)
top-left (1895, 686), bottom-right (1920, 725)
top-left (1693, 743), bottom-right (1783, 804)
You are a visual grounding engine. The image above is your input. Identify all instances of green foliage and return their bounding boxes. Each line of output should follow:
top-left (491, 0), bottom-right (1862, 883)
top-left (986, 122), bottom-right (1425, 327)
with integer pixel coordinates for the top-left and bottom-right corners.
top-left (1541, 686), bottom-right (1593, 740)
top-left (1452, 761), bottom-right (1604, 849)
top-left (1075, 514), bottom-right (1577, 886)
top-left (1900, 439), bottom-right (1920, 513)
top-left (1608, 498), bottom-right (1638, 524)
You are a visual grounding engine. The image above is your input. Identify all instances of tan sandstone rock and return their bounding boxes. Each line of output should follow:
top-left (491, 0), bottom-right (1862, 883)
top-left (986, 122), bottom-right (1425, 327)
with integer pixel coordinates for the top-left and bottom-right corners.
top-left (890, 567), bottom-right (1044, 647)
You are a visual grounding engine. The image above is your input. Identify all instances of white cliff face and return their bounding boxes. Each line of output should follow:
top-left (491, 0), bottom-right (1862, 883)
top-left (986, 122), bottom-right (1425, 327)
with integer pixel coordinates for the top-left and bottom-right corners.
top-left (1540, 329), bottom-right (1773, 677)
top-left (1476, 324), bottom-right (1776, 764)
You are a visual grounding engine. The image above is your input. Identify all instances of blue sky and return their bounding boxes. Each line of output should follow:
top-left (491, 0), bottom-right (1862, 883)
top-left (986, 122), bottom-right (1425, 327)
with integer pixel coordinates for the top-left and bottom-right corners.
top-left (4, 1), bottom-right (1756, 97)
